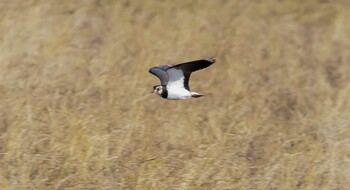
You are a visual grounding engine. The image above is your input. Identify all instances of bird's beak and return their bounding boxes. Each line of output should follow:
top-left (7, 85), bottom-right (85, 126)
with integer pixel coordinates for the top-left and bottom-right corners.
top-left (151, 90), bottom-right (155, 94)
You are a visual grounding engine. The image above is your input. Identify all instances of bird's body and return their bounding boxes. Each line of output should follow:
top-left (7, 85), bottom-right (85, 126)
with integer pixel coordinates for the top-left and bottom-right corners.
top-left (149, 58), bottom-right (215, 100)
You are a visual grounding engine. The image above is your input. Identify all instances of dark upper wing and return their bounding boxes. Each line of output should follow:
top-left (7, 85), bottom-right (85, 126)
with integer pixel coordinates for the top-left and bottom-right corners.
top-left (172, 57), bottom-right (215, 74)
top-left (148, 65), bottom-right (172, 85)
top-left (169, 57), bottom-right (215, 90)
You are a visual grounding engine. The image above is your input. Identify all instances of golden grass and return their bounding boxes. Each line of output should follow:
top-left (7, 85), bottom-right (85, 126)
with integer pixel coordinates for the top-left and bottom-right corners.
top-left (1, 0), bottom-right (350, 189)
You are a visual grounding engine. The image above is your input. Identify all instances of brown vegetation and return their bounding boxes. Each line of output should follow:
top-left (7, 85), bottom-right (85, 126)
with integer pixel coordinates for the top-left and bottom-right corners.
top-left (1, 0), bottom-right (350, 189)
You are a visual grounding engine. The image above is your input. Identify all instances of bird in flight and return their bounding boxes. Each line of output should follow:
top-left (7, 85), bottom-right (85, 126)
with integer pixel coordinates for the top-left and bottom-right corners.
top-left (149, 57), bottom-right (215, 100)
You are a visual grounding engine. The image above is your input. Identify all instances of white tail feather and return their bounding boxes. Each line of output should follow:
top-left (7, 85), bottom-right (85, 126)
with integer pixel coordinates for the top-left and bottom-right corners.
top-left (191, 92), bottom-right (205, 98)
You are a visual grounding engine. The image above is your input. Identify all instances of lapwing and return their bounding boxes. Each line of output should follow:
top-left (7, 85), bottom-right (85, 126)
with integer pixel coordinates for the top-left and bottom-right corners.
top-left (149, 57), bottom-right (215, 100)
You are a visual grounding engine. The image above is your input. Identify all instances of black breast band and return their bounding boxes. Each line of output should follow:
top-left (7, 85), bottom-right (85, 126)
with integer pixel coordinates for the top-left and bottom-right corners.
top-left (161, 86), bottom-right (168, 99)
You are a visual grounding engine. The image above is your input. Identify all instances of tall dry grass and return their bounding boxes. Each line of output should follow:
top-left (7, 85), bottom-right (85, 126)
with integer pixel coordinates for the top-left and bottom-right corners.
top-left (0, 0), bottom-right (350, 189)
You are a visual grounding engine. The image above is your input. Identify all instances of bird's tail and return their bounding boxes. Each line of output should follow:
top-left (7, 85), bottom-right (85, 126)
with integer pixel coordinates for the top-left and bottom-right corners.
top-left (191, 92), bottom-right (205, 98)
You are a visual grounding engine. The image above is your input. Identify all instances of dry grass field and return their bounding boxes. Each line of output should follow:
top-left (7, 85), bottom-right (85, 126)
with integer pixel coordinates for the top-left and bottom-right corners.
top-left (1, 0), bottom-right (350, 189)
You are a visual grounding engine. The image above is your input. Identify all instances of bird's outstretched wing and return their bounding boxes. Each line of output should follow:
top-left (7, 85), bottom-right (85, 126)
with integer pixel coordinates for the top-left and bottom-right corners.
top-left (148, 65), bottom-right (172, 86)
top-left (167, 58), bottom-right (215, 90)
top-left (172, 57), bottom-right (215, 74)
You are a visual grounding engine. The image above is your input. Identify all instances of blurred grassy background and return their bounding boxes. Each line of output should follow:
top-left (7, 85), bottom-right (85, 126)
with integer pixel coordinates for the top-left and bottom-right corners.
top-left (0, 0), bottom-right (350, 189)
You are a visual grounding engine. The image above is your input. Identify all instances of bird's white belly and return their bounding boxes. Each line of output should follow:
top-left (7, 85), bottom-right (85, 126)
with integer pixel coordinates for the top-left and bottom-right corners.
top-left (167, 87), bottom-right (191, 100)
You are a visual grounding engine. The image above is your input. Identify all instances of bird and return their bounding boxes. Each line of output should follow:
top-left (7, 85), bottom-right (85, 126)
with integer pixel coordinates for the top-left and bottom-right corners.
top-left (149, 57), bottom-right (215, 100)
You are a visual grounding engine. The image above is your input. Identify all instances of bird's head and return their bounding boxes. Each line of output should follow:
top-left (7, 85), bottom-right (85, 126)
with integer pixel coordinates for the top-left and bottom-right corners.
top-left (152, 85), bottom-right (164, 95)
